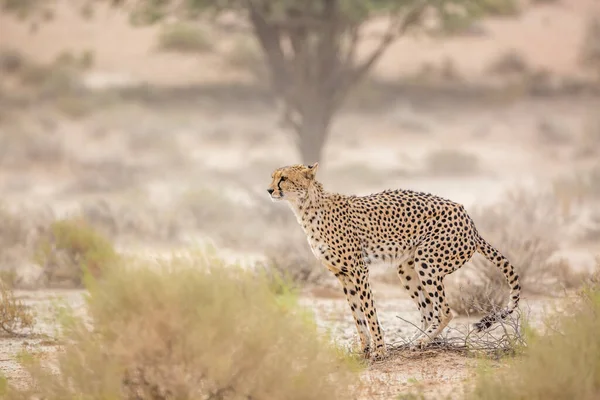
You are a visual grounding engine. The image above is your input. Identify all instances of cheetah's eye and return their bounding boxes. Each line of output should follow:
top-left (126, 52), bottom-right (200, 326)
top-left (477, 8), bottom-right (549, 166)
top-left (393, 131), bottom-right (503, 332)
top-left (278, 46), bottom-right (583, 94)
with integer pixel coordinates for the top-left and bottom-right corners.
top-left (280, 176), bottom-right (287, 182)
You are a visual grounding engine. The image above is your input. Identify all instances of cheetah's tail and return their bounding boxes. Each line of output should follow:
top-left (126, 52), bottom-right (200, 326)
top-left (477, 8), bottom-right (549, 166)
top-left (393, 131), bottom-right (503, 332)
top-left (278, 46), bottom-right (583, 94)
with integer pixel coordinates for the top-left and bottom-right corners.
top-left (473, 234), bottom-right (521, 332)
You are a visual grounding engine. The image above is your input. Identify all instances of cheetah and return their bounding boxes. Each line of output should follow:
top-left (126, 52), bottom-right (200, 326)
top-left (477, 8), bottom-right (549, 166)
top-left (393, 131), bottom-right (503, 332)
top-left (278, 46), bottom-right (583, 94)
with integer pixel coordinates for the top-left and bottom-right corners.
top-left (267, 163), bottom-right (521, 359)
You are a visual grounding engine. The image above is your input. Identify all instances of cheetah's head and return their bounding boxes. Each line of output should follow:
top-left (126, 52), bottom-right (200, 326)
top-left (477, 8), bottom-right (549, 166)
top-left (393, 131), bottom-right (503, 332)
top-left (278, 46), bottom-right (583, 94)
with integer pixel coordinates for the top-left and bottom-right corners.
top-left (267, 163), bottom-right (319, 202)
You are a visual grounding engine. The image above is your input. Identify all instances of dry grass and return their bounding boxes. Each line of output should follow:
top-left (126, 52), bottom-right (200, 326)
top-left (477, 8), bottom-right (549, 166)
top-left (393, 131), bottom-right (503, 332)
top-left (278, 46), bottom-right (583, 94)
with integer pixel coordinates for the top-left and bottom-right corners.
top-left (0, 206), bottom-right (30, 263)
top-left (0, 283), bottom-right (35, 337)
top-left (553, 164), bottom-right (600, 204)
top-left (424, 149), bottom-right (481, 177)
top-left (0, 122), bottom-right (66, 168)
top-left (465, 283), bottom-right (600, 400)
top-left (486, 50), bottom-right (529, 76)
top-left (33, 217), bottom-right (118, 288)
top-left (581, 16), bottom-right (600, 78)
top-left (264, 235), bottom-right (329, 289)
top-left (0, 48), bottom-right (25, 75)
top-left (225, 37), bottom-right (266, 79)
top-left (65, 160), bottom-right (142, 194)
top-left (0, 251), bottom-right (358, 399)
top-left (390, 306), bottom-right (527, 361)
top-left (578, 116), bottom-right (600, 158)
top-left (0, 206), bottom-right (55, 288)
top-left (447, 189), bottom-right (581, 316)
top-left (80, 199), bottom-right (182, 243)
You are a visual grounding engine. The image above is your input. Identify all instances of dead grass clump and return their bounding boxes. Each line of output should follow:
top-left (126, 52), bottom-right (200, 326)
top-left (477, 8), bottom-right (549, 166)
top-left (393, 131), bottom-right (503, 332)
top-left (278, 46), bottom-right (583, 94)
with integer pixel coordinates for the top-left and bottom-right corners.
top-left (34, 217), bottom-right (118, 288)
top-left (264, 237), bottom-right (329, 289)
top-left (157, 22), bottom-right (212, 53)
top-left (0, 48), bottom-right (25, 75)
top-left (589, 257), bottom-right (600, 286)
top-left (80, 199), bottom-right (182, 243)
top-left (578, 115), bottom-right (600, 158)
top-left (581, 16), bottom-right (600, 78)
top-left (445, 268), bottom-right (508, 316)
top-left (486, 50), bottom-right (529, 76)
top-left (0, 206), bottom-right (29, 253)
top-left (424, 149), bottom-right (481, 176)
top-left (65, 160), bottom-right (141, 194)
top-left (18, 60), bottom-right (80, 97)
top-left (466, 286), bottom-right (600, 400)
top-left (0, 206), bottom-right (51, 288)
top-left (447, 190), bottom-right (576, 315)
top-left (0, 124), bottom-right (66, 168)
top-left (225, 37), bottom-right (266, 79)
top-left (1, 252), bottom-right (357, 399)
top-left (0, 283), bottom-right (35, 336)
top-left (172, 187), bottom-right (251, 238)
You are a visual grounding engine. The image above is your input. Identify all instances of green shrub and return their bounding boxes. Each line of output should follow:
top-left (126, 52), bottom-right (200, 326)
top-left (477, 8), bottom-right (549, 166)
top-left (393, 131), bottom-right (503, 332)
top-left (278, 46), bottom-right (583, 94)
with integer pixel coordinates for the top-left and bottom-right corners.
top-left (1, 251), bottom-right (357, 399)
top-left (34, 218), bottom-right (118, 287)
top-left (466, 284), bottom-right (600, 400)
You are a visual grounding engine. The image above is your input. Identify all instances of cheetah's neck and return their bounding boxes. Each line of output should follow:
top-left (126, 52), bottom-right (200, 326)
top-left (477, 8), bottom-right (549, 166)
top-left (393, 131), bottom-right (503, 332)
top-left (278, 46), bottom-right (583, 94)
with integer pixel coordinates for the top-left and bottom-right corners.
top-left (287, 181), bottom-right (345, 228)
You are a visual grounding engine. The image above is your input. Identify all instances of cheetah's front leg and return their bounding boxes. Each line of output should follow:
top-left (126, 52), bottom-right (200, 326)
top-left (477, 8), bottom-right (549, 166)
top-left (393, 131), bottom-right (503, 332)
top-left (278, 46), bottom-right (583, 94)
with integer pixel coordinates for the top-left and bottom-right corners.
top-left (337, 275), bottom-right (372, 357)
top-left (360, 277), bottom-right (387, 360)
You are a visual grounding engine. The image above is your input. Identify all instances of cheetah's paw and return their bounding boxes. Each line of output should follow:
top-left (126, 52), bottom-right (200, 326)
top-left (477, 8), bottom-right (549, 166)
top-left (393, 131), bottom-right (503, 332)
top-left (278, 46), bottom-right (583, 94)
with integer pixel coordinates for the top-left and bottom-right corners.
top-left (409, 336), bottom-right (430, 351)
top-left (370, 346), bottom-right (388, 361)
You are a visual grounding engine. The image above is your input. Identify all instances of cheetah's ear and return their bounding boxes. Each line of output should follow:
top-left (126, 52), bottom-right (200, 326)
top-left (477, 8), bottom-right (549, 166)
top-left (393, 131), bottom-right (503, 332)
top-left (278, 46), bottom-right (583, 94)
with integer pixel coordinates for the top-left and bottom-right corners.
top-left (305, 162), bottom-right (319, 179)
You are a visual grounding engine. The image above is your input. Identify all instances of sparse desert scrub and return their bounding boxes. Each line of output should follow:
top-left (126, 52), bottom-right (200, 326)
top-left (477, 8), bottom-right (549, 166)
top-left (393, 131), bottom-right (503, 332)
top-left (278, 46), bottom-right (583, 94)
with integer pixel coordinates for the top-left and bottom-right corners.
top-left (447, 189), bottom-right (579, 316)
top-left (65, 160), bottom-right (143, 194)
top-left (0, 122), bottom-right (66, 168)
top-left (553, 163), bottom-right (600, 204)
top-left (0, 283), bottom-right (35, 336)
top-left (225, 37), bottom-right (266, 79)
top-left (581, 16), bottom-right (600, 79)
top-left (80, 199), bottom-right (183, 243)
top-left (0, 207), bottom-right (30, 270)
top-left (156, 22), bottom-right (212, 53)
top-left (0, 48), bottom-right (25, 75)
top-left (465, 284), bottom-right (600, 400)
top-left (552, 164), bottom-right (600, 241)
top-left (34, 217), bottom-right (118, 288)
top-left (0, 206), bottom-right (54, 288)
top-left (486, 50), bottom-right (528, 76)
top-left (577, 115), bottom-right (600, 158)
top-left (0, 252), bottom-right (358, 399)
top-left (263, 230), bottom-right (330, 289)
top-left (424, 148), bottom-right (481, 176)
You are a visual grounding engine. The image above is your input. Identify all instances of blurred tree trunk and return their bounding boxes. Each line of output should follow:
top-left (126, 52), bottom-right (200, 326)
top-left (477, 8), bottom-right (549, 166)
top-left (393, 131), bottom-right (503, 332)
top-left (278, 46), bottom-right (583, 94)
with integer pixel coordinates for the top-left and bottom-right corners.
top-left (296, 103), bottom-right (332, 164)
top-left (246, 0), bottom-right (422, 164)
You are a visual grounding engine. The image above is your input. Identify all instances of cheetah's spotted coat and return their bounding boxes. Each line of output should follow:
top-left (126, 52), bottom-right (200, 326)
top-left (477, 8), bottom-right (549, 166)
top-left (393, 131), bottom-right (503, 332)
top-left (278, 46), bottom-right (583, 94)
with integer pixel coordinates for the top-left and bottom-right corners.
top-left (267, 163), bottom-right (521, 359)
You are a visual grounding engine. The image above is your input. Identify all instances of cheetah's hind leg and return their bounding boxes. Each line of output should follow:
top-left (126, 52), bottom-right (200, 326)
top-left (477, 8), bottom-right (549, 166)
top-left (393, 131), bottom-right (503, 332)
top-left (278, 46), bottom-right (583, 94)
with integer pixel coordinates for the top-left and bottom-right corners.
top-left (397, 259), bottom-right (434, 344)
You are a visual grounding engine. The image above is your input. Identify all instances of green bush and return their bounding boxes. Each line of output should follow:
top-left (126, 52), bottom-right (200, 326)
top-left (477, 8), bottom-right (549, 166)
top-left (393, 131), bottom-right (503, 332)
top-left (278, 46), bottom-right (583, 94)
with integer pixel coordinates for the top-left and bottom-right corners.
top-left (34, 217), bottom-right (118, 287)
top-left (2, 251), bottom-right (357, 399)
